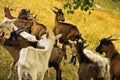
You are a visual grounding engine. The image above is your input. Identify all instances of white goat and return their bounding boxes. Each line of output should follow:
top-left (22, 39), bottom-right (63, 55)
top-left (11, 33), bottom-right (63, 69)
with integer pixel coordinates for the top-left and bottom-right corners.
top-left (17, 31), bottom-right (62, 80)
top-left (83, 49), bottom-right (111, 80)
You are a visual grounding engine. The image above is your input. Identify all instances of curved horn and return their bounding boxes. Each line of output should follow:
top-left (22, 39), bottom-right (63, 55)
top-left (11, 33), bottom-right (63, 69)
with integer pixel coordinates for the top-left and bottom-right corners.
top-left (110, 39), bottom-right (119, 41)
top-left (53, 7), bottom-right (59, 10)
top-left (81, 40), bottom-right (86, 44)
top-left (107, 35), bottom-right (112, 40)
top-left (68, 40), bottom-right (77, 44)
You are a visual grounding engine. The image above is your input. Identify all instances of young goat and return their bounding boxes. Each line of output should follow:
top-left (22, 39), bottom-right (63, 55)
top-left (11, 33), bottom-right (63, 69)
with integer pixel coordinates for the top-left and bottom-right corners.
top-left (17, 31), bottom-right (62, 80)
top-left (96, 36), bottom-right (120, 80)
top-left (69, 40), bottom-right (110, 80)
top-left (51, 7), bottom-right (84, 62)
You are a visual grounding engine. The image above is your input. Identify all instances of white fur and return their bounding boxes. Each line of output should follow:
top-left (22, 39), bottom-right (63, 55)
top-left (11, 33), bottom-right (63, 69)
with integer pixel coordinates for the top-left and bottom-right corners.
top-left (0, 18), bottom-right (37, 42)
top-left (83, 49), bottom-right (111, 80)
top-left (0, 17), bottom-right (17, 32)
top-left (19, 31), bottom-right (37, 42)
top-left (18, 33), bottom-right (62, 80)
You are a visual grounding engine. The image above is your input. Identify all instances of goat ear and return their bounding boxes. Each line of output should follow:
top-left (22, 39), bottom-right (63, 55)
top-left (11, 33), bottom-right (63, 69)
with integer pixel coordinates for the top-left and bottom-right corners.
top-left (46, 30), bottom-right (49, 38)
top-left (51, 8), bottom-right (57, 14)
top-left (110, 39), bottom-right (119, 41)
top-left (55, 34), bottom-right (62, 40)
top-left (84, 44), bottom-right (89, 48)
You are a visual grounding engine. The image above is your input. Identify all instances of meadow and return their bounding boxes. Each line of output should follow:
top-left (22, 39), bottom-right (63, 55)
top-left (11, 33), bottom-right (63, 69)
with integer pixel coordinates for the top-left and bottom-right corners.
top-left (0, 0), bottom-right (120, 80)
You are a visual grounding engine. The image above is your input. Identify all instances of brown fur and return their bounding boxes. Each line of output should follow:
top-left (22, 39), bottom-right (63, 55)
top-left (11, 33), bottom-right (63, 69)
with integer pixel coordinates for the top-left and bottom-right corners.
top-left (71, 40), bottom-right (105, 80)
top-left (4, 7), bottom-right (15, 19)
top-left (31, 17), bottom-right (47, 39)
top-left (96, 37), bottom-right (120, 80)
top-left (2, 30), bottom-right (64, 80)
top-left (52, 7), bottom-right (83, 60)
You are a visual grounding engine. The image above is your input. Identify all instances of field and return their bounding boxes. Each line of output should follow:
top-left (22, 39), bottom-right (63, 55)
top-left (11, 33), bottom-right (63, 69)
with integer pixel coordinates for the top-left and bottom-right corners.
top-left (0, 0), bottom-right (120, 80)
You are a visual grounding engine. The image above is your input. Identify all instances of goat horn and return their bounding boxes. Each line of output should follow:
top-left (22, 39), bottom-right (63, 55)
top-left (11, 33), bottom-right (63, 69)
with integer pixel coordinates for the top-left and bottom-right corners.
top-left (107, 35), bottom-right (112, 40)
top-left (110, 39), bottom-right (119, 41)
top-left (82, 40), bottom-right (86, 44)
top-left (53, 7), bottom-right (59, 10)
top-left (84, 44), bottom-right (89, 48)
top-left (68, 40), bottom-right (77, 44)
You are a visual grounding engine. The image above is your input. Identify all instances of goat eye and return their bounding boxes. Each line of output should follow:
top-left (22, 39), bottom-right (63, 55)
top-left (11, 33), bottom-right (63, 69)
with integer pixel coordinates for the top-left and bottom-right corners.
top-left (5, 21), bottom-right (8, 23)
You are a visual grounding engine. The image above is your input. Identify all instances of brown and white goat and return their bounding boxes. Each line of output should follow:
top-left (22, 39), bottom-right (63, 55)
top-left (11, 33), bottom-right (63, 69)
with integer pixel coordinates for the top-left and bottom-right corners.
top-left (96, 36), bottom-right (120, 80)
top-left (51, 7), bottom-right (84, 61)
top-left (2, 29), bottom-right (64, 80)
top-left (69, 40), bottom-right (110, 80)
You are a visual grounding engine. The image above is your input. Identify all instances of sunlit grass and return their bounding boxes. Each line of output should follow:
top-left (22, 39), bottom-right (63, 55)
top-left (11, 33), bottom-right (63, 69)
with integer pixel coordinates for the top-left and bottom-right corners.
top-left (0, 0), bottom-right (120, 80)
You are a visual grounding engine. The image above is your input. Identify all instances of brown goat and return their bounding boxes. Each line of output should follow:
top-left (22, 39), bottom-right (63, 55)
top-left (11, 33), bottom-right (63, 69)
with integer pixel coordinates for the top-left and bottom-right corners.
top-left (51, 7), bottom-right (84, 61)
top-left (96, 36), bottom-right (120, 80)
top-left (18, 9), bottom-right (30, 20)
top-left (31, 16), bottom-right (47, 39)
top-left (2, 7), bottom-right (33, 33)
top-left (1, 29), bottom-right (64, 80)
top-left (4, 6), bottom-right (30, 20)
top-left (69, 40), bottom-right (109, 80)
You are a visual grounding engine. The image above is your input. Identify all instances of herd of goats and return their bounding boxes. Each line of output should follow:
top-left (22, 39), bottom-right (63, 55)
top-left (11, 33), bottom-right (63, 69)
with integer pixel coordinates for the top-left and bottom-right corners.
top-left (0, 6), bottom-right (120, 80)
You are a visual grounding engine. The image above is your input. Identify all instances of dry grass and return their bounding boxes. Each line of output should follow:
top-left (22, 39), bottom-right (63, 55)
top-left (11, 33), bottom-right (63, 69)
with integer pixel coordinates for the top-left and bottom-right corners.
top-left (0, 0), bottom-right (120, 80)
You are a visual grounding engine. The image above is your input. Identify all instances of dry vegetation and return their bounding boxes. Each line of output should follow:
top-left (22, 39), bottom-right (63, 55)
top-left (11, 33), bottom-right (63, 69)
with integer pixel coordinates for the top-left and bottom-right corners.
top-left (0, 0), bottom-right (120, 80)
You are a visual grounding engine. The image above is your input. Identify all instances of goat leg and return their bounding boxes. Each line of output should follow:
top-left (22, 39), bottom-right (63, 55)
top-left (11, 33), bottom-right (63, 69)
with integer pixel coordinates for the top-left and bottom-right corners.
top-left (7, 61), bottom-right (16, 79)
top-left (69, 55), bottom-right (76, 65)
top-left (62, 44), bottom-right (67, 60)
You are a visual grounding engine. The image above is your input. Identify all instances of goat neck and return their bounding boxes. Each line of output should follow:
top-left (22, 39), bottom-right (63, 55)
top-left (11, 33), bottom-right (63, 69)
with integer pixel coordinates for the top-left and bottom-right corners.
top-left (104, 44), bottom-right (119, 60)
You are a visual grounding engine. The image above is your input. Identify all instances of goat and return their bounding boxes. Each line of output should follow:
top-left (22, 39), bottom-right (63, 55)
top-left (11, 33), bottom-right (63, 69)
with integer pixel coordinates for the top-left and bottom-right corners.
top-left (96, 36), bottom-right (120, 80)
top-left (0, 31), bottom-right (20, 79)
top-left (1, 7), bottom-right (33, 33)
top-left (1, 29), bottom-right (63, 80)
top-left (18, 9), bottom-right (30, 20)
top-left (0, 17), bottom-right (33, 33)
top-left (0, 28), bottom-right (37, 79)
top-left (49, 45), bottom-right (64, 80)
top-left (51, 7), bottom-right (84, 62)
top-left (17, 31), bottom-right (62, 80)
top-left (31, 16), bottom-right (47, 39)
top-left (69, 40), bottom-right (110, 80)
top-left (0, 14), bottom-right (47, 38)
top-left (4, 6), bottom-right (31, 20)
